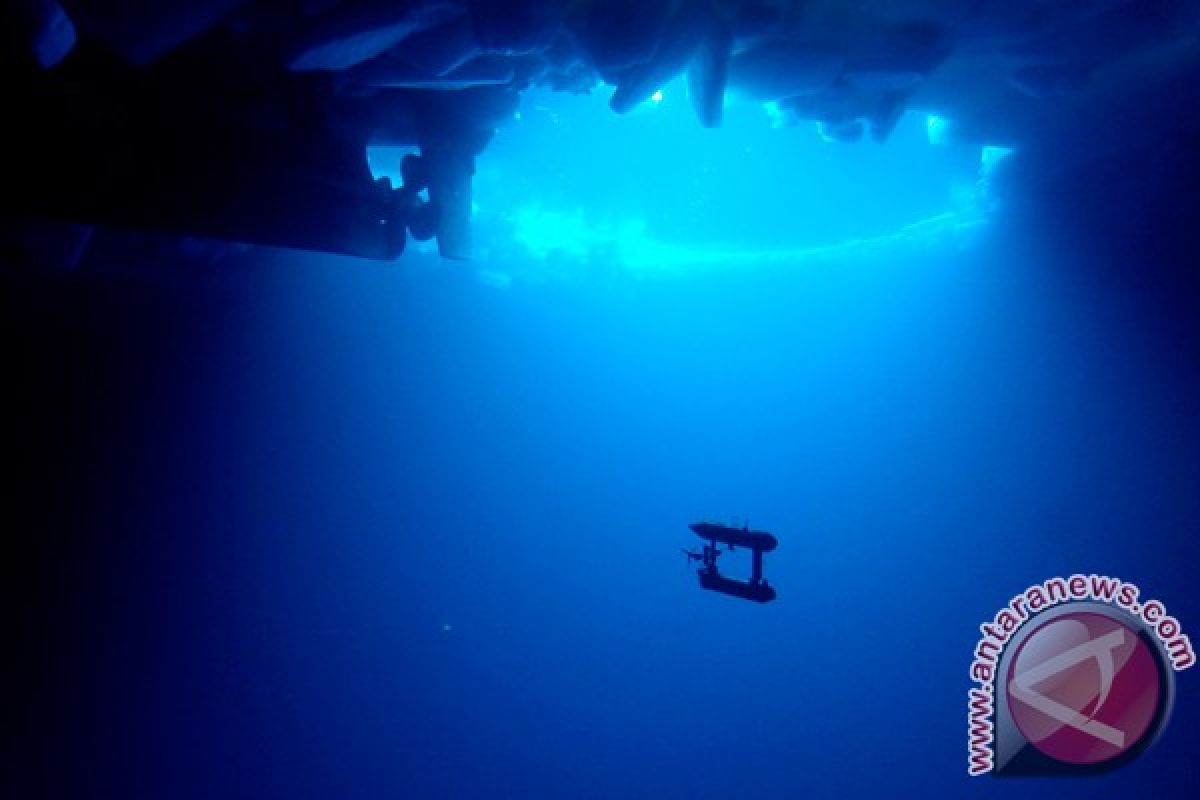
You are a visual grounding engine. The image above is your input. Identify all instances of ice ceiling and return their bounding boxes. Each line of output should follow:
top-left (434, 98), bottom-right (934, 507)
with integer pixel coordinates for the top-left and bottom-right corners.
top-left (12, 1), bottom-right (1200, 264)
top-left (33, 1), bottom-right (1198, 156)
top-left (285, 0), bottom-right (1200, 158)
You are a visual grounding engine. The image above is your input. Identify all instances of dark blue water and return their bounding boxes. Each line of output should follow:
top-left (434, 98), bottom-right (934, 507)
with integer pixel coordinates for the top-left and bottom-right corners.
top-left (6, 87), bottom-right (1199, 798)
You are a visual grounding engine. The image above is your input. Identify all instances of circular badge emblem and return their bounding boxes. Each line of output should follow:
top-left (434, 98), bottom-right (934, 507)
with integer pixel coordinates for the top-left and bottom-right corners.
top-left (1006, 611), bottom-right (1162, 765)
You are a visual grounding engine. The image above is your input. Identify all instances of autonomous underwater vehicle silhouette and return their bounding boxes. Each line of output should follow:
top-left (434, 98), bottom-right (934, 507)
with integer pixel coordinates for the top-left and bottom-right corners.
top-left (683, 522), bottom-right (777, 603)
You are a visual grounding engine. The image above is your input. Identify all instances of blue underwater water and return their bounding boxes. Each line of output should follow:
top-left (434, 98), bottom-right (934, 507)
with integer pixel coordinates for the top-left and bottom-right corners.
top-left (7, 85), bottom-right (1200, 798)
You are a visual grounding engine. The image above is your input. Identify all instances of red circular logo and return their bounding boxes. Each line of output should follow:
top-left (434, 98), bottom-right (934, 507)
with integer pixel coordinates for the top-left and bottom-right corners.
top-left (1006, 612), bottom-right (1161, 765)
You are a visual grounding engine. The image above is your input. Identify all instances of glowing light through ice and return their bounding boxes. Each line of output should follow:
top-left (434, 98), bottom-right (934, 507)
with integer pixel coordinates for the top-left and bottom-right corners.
top-left (469, 85), bottom-right (999, 283)
top-left (926, 114), bottom-right (951, 145)
top-left (498, 204), bottom-right (987, 278)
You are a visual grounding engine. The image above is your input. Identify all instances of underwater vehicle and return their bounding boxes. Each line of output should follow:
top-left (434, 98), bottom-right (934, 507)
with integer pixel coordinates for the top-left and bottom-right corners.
top-left (683, 522), bottom-right (777, 603)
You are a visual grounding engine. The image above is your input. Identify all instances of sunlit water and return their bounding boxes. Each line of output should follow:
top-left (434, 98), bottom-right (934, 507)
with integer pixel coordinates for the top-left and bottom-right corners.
top-left (9, 81), bottom-right (1199, 799)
